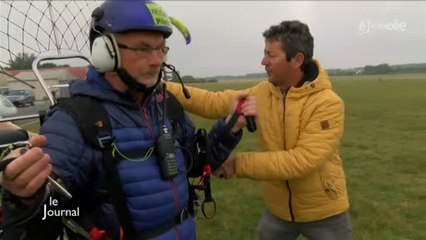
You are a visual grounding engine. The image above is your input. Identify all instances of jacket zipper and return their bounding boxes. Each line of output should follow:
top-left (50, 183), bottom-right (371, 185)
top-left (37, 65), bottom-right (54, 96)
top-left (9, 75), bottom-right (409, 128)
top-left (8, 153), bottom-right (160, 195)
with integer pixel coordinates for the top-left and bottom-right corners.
top-left (140, 101), bottom-right (154, 137)
top-left (282, 90), bottom-right (295, 222)
top-left (169, 180), bottom-right (181, 240)
top-left (286, 181), bottom-right (295, 222)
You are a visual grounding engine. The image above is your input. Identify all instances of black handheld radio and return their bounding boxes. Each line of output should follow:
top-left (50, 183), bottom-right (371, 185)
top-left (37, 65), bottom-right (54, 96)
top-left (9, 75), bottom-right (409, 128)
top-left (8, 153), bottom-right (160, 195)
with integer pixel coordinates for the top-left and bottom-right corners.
top-left (156, 126), bottom-right (179, 179)
top-left (156, 84), bottom-right (179, 179)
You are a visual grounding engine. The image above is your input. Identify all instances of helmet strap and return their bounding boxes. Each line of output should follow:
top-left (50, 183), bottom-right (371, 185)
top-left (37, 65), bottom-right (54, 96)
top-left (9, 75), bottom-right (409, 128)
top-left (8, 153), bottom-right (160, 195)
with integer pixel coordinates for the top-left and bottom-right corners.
top-left (115, 68), bottom-right (161, 95)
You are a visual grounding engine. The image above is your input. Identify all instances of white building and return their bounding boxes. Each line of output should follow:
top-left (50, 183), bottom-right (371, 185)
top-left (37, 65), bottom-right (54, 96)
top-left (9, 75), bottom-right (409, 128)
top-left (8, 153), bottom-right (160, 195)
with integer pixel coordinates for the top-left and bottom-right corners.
top-left (1, 66), bottom-right (88, 100)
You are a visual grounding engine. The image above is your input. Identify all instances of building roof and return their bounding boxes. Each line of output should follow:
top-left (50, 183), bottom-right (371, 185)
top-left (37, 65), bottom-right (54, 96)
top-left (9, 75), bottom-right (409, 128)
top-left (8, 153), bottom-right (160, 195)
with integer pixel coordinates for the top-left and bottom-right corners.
top-left (6, 66), bottom-right (89, 82)
top-left (67, 66), bottom-right (88, 80)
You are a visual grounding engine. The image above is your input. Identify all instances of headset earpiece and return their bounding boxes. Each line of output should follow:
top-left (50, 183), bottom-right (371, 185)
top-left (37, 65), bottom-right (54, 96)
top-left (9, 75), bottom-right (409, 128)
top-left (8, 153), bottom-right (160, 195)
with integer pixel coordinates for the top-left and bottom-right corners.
top-left (90, 34), bottom-right (120, 73)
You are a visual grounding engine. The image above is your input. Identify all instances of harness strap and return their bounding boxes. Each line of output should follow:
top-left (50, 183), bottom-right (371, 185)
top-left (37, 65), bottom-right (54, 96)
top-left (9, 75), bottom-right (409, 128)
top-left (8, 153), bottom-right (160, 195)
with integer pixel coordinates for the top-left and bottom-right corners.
top-left (101, 147), bottom-right (137, 240)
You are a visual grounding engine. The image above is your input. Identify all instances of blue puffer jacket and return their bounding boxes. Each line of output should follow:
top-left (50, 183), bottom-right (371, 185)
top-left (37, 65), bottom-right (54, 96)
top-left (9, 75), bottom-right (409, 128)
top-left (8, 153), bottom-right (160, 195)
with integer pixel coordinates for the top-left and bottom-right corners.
top-left (37, 68), bottom-right (242, 240)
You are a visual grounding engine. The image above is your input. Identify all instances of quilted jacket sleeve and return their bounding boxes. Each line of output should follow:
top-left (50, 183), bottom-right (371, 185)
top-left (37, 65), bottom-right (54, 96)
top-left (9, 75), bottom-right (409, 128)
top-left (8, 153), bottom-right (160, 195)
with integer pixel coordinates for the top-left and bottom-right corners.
top-left (40, 109), bottom-right (100, 193)
top-left (166, 82), bottom-right (241, 119)
top-left (236, 96), bottom-right (344, 180)
top-left (208, 118), bottom-right (243, 170)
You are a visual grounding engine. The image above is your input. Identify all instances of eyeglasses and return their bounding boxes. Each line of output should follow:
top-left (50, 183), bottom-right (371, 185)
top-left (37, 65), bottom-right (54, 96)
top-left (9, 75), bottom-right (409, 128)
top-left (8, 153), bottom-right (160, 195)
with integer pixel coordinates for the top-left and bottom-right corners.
top-left (117, 43), bottom-right (170, 58)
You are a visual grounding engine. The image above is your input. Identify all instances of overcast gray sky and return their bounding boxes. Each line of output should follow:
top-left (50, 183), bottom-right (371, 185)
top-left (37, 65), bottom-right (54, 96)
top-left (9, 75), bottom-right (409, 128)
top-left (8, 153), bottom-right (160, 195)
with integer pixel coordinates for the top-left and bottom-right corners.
top-left (162, 1), bottom-right (426, 77)
top-left (1, 1), bottom-right (425, 77)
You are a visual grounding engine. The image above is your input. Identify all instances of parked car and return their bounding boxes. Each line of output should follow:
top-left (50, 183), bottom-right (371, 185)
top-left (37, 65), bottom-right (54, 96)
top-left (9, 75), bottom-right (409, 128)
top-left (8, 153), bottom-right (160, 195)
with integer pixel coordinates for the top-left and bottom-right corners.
top-left (0, 94), bottom-right (17, 118)
top-left (6, 89), bottom-right (35, 107)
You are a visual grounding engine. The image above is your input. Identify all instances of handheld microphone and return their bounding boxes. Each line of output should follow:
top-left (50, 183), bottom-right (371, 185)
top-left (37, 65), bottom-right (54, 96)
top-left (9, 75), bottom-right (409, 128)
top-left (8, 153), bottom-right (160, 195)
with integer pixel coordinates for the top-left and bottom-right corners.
top-left (163, 63), bottom-right (191, 99)
top-left (245, 116), bottom-right (257, 132)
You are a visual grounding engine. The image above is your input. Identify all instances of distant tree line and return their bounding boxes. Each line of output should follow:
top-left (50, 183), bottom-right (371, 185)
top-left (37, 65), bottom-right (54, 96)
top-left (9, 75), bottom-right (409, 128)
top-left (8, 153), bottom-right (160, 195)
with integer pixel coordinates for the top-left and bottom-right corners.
top-left (172, 62), bottom-right (426, 81)
top-left (168, 71), bottom-right (218, 83)
top-left (328, 63), bottom-right (426, 76)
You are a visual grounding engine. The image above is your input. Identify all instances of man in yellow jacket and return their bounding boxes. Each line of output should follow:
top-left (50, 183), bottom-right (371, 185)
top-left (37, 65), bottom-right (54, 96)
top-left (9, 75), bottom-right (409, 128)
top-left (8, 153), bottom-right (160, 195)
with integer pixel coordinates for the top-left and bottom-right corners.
top-left (166, 20), bottom-right (351, 240)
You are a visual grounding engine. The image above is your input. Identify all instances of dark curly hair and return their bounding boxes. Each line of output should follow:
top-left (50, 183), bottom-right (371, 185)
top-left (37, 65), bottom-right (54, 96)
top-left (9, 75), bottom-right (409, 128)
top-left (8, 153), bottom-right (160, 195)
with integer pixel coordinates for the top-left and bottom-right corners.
top-left (263, 20), bottom-right (314, 71)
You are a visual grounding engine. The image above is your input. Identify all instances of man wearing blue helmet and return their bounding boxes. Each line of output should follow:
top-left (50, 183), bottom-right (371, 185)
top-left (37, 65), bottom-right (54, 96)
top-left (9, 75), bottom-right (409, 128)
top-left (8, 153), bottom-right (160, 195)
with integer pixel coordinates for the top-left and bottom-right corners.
top-left (1, 1), bottom-right (256, 239)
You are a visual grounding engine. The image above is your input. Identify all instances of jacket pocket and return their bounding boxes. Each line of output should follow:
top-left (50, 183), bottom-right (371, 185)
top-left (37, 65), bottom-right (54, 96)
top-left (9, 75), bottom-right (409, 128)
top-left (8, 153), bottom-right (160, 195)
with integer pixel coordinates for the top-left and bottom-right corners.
top-left (319, 162), bottom-right (346, 200)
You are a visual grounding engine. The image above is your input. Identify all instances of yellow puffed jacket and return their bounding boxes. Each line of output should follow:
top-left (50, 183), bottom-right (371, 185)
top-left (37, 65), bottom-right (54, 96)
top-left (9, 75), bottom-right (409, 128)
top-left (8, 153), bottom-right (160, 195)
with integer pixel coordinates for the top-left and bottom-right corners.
top-left (166, 60), bottom-right (349, 222)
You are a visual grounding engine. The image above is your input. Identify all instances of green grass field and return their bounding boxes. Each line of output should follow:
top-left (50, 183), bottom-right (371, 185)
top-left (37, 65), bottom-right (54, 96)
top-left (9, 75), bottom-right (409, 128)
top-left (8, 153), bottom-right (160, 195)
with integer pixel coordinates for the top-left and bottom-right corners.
top-left (21, 74), bottom-right (426, 240)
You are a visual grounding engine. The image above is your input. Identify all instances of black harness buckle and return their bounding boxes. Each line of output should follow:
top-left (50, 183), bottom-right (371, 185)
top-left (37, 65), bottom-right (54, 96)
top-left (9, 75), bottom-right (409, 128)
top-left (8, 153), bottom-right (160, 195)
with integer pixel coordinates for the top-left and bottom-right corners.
top-left (97, 135), bottom-right (114, 149)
